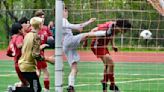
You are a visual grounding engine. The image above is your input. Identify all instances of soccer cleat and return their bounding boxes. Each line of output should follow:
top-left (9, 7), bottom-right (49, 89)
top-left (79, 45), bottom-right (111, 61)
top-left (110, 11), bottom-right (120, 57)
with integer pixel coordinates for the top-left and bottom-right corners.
top-left (8, 85), bottom-right (16, 92)
top-left (101, 82), bottom-right (107, 92)
top-left (109, 85), bottom-right (120, 92)
top-left (67, 86), bottom-right (75, 92)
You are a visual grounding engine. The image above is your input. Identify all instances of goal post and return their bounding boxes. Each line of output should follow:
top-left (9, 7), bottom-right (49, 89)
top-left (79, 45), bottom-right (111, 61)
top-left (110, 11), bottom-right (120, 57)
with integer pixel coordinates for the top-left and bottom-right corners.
top-left (55, 0), bottom-right (63, 92)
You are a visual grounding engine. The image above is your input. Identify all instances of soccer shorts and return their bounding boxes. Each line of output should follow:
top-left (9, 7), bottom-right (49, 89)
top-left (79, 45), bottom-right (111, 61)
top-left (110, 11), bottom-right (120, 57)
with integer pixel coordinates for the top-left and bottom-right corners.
top-left (37, 61), bottom-right (47, 70)
top-left (63, 34), bottom-right (84, 66)
top-left (91, 47), bottom-right (110, 58)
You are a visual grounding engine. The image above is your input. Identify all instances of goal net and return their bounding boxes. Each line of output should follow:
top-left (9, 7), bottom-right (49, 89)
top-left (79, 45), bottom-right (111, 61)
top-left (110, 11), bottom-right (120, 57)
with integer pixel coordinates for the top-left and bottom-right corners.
top-left (62, 0), bottom-right (164, 92)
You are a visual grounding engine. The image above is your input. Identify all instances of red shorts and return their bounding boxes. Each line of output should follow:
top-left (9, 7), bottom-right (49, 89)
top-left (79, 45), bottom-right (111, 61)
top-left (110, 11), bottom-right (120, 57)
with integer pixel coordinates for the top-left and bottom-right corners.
top-left (91, 47), bottom-right (110, 58)
top-left (37, 61), bottom-right (47, 70)
top-left (15, 63), bottom-right (27, 84)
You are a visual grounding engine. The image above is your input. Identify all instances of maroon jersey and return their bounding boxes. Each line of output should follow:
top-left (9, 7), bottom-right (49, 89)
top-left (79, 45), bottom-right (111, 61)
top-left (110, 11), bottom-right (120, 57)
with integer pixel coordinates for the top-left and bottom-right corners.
top-left (91, 21), bottom-right (114, 47)
top-left (38, 25), bottom-right (52, 45)
top-left (91, 21), bottom-right (114, 58)
top-left (12, 34), bottom-right (24, 63)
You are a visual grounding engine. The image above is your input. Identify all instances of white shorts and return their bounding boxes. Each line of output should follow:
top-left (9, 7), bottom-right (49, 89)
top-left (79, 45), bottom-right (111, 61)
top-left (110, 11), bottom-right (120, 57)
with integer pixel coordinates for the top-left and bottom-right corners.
top-left (63, 34), bottom-right (84, 66)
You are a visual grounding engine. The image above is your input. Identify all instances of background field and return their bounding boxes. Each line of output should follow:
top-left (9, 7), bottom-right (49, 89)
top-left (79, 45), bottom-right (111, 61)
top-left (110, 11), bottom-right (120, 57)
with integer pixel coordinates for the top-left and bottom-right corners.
top-left (1, 60), bottom-right (164, 92)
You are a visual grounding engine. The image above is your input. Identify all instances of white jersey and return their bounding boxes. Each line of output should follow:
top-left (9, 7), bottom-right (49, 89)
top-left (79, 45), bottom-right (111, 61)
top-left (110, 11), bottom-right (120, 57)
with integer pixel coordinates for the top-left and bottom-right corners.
top-left (62, 18), bottom-right (87, 66)
top-left (62, 18), bottom-right (83, 36)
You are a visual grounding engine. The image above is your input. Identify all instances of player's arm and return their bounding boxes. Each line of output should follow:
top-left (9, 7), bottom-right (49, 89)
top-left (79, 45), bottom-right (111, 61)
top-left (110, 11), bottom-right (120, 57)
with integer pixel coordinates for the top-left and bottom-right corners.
top-left (111, 36), bottom-right (118, 52)
top-left (46, 26), bottom-right (54, 40)
top-left (63, 18), bottom-right (96, 32)
top-left (45, 55), bottom-right (55, 64)
top-left (15, 36), bottom-right (23, 49)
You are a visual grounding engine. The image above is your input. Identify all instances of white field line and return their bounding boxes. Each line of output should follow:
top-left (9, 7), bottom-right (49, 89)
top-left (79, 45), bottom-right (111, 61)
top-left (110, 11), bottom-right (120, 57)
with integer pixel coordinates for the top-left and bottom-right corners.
top-left (62, 78), bottom-right (164, 88)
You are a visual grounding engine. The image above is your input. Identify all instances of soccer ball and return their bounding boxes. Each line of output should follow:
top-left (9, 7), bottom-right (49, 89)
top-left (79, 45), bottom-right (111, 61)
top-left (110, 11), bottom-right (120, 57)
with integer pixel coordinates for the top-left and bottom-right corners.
top-left (140, 30), bottom-right (152, 39)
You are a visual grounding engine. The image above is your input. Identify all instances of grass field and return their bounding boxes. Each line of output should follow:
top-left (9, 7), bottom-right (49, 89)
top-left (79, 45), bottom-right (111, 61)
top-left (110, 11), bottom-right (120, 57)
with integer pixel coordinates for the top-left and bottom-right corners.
top-left (0, 60), bottom-right (164, 92)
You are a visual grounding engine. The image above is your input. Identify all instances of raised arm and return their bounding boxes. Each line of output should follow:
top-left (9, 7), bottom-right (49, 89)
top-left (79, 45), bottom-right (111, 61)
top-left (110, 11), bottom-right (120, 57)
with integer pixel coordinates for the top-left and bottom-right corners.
top-left (63, 18), bottom-right (96, 31)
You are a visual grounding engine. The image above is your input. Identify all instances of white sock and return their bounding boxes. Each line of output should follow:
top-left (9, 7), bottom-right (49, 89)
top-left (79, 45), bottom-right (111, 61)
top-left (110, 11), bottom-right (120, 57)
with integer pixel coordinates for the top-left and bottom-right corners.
top-left (68, 75), bottom-right (75, 86)
top-left (93, 31), bottom-right (106, 36)
top-left (160, 0), bottom-right (164, 9)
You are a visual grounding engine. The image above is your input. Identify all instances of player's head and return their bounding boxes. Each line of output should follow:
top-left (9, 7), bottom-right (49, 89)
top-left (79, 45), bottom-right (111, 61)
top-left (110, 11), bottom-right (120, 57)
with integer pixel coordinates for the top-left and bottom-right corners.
top-left (35, 9), bottom-right (45, 22)
top-left (30, 17), bottom-right (43, 30)
top-left (18, 17), bottom-right (30, 33)
top-left (114, 19), bottom-right (132, 33)
top-left (11, 23), bottom-right (23, 35)
top-left (63, 7), bottom-right (68, 18)
top-left (18, 17), bottom-right (29, 24)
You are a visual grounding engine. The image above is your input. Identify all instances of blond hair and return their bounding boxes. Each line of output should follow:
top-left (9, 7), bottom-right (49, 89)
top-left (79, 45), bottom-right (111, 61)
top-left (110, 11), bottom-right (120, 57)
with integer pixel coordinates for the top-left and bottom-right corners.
top-left (30, 17), bottom-right (43, 30)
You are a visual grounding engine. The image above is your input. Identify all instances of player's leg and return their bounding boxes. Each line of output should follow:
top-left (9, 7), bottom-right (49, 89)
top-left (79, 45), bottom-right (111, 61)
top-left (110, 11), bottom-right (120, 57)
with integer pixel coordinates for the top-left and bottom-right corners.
top-left (42, 68), bottom-right (50, 92)
top-left (15, 63), bottom-right (29, 87)
top-left (90, 47), bottom-right (109, 92)
top-left (37, 61), bottom-right (50, 92)
top-left (63, 48), bottom-right (79, 92)
top-left (79, 30), bottom-right (112, 43)
top-left (67, 62), bottom-right (78, 92)
top-left (23, 72), bottom-right (42, 92)
top-left (13, 72), bottom-right (42, 92)
top-left (100, 54), bottom-right (120, 92)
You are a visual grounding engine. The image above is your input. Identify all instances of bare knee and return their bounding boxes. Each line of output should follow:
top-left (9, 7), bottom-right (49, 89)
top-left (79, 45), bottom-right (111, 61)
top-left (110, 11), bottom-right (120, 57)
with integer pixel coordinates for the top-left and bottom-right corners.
top-left (71, 62), bottom-right (78, 75)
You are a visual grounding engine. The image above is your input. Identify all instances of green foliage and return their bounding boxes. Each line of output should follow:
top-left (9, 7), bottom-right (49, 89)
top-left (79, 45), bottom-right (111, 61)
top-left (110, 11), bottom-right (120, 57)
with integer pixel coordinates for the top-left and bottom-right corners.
top-left (0, 0), bottom-right (163, 50)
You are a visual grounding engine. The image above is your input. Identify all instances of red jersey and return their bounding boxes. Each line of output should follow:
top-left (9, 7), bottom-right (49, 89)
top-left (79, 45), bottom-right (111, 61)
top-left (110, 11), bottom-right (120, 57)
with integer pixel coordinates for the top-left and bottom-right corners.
top-left (91, 21), bottom-right (114, 58)
top-left (91, 21), bottom-right (114, 47)
top-left (38, 25), bottom-right (52, 45)
top-left (12, 34), bottom-right (24, 63)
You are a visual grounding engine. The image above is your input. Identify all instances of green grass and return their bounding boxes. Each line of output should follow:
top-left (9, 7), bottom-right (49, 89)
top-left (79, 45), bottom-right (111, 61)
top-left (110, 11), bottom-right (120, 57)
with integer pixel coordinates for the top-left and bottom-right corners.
top-left (0, 61), bottom-right (164, 92)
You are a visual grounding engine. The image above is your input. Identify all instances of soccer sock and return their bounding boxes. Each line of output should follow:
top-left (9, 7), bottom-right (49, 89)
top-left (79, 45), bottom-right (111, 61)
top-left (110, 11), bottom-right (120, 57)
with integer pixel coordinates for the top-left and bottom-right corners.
top-left (68, 75), bottom-right (75, 86)
top-left (107, 73), bottom-right (115, 86)
top-left (93, 31), bottom-right (106, 36)
top-left (102, 73), bottom-right (109, 83)
top-left (44, 78), bottom-right (50, 90)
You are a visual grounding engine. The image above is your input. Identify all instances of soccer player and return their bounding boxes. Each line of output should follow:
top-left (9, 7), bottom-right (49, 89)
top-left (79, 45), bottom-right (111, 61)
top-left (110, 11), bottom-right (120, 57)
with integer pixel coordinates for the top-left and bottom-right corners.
top-left (63, 7), bottom-right (116, 92)
top-left (147, 0), bottom-right (164, 16)
top-left (17, 17), bottom-right (46, 92)
top-left (84, 20), bottom-right (131, 92)
top-left (8, 22), bottom-right (28, 87)
top-left (34, 10), bottom-right (54, 92)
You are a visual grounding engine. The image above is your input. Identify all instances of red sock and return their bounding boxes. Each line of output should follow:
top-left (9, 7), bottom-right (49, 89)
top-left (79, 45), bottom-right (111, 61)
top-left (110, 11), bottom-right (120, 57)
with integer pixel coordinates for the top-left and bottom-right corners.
top-left (102, 69), bottom-right (109, 83)
top-left (108, 73), bottom-right (115, 86)
top-left (44, 78), bottom-right (50, 90)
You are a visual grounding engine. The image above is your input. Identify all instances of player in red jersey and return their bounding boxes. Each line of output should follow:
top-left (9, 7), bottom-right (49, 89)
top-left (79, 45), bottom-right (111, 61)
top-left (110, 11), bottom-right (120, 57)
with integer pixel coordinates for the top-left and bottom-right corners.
top-left (84, 20), bottom-right (131, 92)
top-left (8, 22), bottom-right (29, 88)
top-left (34, 10), bottom-right (54, 92)
top-left (9, 17), bottom-right (30, 87)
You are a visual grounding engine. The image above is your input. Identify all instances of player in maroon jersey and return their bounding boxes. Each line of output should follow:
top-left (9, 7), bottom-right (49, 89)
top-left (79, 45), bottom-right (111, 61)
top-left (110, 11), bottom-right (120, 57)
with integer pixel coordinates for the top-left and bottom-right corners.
top-left (34, 10), bottom-right (54, 92)
top-left (9, 22), bottom-right (29, 88)
top-left (84, 20), bottom-right (131, 92)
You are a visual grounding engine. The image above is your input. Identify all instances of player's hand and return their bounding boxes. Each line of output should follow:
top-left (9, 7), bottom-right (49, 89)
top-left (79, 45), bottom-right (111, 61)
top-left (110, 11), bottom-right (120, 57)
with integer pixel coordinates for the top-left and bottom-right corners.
top-left (89, 18), bottom-right (96, 23)
top-left (45, 55), bottom-right (55, 64)
top-left (82, 39), bottom-right (88, 48)
top-left (112, 47), bottom-right (118, 52)
top-left (40, 44), bottom-right (49, 50)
